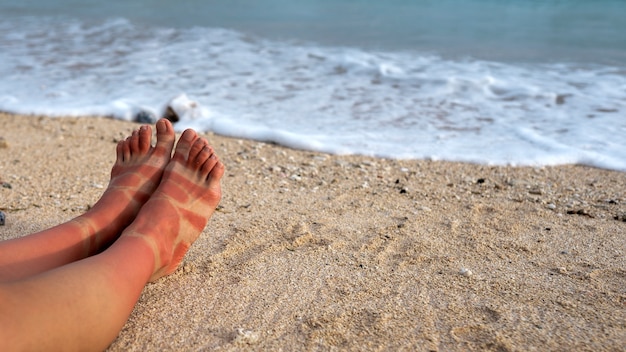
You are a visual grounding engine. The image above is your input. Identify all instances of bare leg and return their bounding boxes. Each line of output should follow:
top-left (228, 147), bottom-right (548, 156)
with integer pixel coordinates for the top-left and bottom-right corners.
top-left (0, 130), bottom-right (224, 351)
top-left (0, 119), bottom-right (175, 282)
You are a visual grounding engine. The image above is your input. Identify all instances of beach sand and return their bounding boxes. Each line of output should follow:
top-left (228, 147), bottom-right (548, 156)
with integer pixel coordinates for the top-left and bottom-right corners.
top-left (1, 113), bottom-right (624, 351)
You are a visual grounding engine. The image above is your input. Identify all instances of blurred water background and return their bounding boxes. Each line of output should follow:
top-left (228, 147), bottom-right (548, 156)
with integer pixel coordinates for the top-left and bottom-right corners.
top-left (1, 0), bottom-right (625, 169)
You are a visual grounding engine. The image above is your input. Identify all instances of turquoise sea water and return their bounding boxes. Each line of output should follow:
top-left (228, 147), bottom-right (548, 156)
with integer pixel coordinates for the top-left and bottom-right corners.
top-left (1, 1), bottom-right (625, 169)
top-left (4, 0), bottom-right (626, 64)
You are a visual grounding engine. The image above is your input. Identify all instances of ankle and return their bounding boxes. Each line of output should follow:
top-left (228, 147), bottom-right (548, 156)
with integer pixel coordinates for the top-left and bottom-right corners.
top-left (104, 235), bottom-right (159, 284)
top-left (121, 221), bottom-right (174, 275)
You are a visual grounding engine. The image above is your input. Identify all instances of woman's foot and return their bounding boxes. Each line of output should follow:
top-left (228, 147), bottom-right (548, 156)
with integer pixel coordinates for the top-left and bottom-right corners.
top-left (72, 119), bottom-right (176, 255)
top-left (0, 119), bottom-right (177, 282)
top-left (121, 129), bottom-right (224, 281)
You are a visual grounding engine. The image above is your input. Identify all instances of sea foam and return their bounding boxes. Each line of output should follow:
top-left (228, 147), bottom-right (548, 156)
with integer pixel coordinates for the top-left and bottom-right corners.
top-left (0, 17), bottom-right (624, 171)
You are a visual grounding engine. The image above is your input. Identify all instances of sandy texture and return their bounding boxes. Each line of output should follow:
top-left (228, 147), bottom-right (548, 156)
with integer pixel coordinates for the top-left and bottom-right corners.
top-left (1, 113), bottom-right (624, 351)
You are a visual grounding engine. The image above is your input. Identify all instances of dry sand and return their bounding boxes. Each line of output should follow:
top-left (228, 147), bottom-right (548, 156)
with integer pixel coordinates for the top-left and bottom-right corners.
top-left (1, 113), bottom-right (624, 351)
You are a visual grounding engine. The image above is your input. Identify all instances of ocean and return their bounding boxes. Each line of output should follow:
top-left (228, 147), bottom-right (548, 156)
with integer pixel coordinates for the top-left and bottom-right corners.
top-left (1, 0), bottom-right (625, 170)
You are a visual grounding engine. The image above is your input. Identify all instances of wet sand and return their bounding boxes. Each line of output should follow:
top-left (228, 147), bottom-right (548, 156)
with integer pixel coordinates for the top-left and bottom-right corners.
top-left (1, 113), bottom-right (624, 351)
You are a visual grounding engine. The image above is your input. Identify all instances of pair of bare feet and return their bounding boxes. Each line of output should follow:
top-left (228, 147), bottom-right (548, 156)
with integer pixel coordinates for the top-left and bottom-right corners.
top-left (0, 119), bottom-right (223, 351)
top-left (84, 118), bottom-right (224, 281)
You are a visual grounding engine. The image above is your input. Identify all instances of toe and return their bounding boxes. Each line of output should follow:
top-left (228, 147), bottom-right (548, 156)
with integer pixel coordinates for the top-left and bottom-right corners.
top-left (188, 139), bottom-right (208, 166)
top-left (138, 125), bottom-right (152, 153)
top-left (116, 140), bottom-right (125, 162)
top-left (195, 145), bottom-right (214, 173)
top-left (123, 136), bottom-right (132, 161)
top-left (130, 129), bottom-right (140, 153)
top-left (173, 129), bottom-right (198, 161)
top-left (200, 153), bottom-right (220, 179)
top-left (206, 159), bottom-right (225, 195)
top-left (155, 119), bottom-right (175, 156)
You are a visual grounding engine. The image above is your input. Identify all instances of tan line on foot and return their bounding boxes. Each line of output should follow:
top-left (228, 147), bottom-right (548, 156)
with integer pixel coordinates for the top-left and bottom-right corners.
top-left (73, 119), bottom-right (176, 256)
top-left (122, 129), bottom-right (224, 281)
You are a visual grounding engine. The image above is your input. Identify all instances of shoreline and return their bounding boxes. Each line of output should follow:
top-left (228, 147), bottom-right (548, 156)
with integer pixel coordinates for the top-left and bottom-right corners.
top-left (1, 113), bottom-right (624, 351)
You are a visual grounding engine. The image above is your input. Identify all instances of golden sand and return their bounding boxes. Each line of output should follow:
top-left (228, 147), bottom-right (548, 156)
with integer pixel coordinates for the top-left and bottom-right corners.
top-left (1, 113), bottom-right (624, 351)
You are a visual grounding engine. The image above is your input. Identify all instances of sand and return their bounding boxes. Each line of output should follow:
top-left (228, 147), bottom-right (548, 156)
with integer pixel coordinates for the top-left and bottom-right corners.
top-left (0, 113), bottom-right (624, 351)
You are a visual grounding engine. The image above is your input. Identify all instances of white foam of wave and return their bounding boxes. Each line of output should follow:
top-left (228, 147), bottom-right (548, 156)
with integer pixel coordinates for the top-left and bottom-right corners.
top-left (0, 17), bottom-right (624, 171)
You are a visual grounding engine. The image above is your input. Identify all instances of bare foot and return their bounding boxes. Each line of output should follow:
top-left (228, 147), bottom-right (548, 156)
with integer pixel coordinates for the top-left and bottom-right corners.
top-left (121, 129), bottom-right (224, 281)
top-left (72, 119), bottom-right (176, 255)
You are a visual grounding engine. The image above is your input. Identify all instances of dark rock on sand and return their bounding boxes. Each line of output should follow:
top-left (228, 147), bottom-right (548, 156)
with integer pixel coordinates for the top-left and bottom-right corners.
top-left (134, 110), bottom-right (157, 124)
top-left (162, 106), bottom-right (180, 123)
top-left (162, 94), bottom-right (203, 123)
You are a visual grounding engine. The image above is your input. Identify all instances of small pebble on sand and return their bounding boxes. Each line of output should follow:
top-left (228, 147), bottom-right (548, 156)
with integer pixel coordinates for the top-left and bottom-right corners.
top-left (233, 328), bottom-right (260, 345)
top-left (459, 268), bottom-right (472, 277)
top-left (0, 210), bottom-right (6, 226)
top-left (289, 174), bottom-right (302, 181)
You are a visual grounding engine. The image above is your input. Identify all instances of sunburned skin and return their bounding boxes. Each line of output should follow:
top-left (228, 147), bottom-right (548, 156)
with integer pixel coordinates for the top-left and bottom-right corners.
top-left (0, 120), bottom-right (224, 351)
top-left (119, 128), bottom-right (224, 281)
top-left (73, 119), bottom-right (177, 256)
top-left (0, 119), bottom-right (176, 281)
